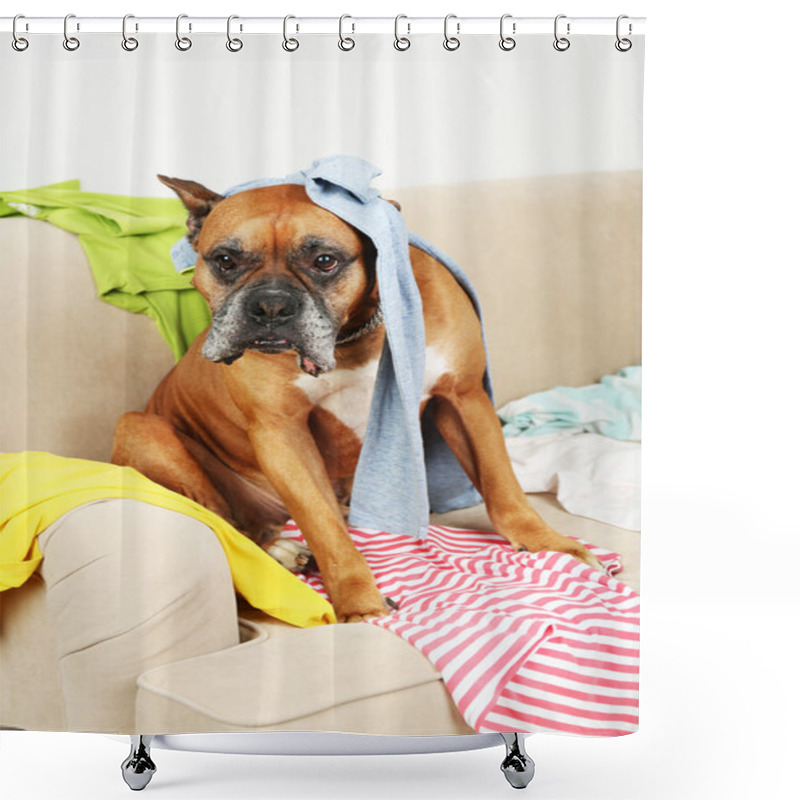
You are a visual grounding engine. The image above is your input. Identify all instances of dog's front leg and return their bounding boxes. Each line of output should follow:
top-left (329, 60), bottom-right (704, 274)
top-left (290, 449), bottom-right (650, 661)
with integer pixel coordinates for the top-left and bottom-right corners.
top-left (432, 386), bottom-right (602, 569)
top-left (249, 422), bottom-right (390, 623)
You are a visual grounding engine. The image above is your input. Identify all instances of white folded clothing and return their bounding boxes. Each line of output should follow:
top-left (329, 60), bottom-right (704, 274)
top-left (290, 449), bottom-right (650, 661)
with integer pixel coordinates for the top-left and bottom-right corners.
top-left (505, 433), bottom-right (641, 531)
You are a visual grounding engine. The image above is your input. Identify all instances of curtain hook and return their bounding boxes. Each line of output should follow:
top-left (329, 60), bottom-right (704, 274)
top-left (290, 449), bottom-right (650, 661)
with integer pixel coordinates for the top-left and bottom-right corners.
top-left (283, 15), bottom-right (299, 51)
top-left (176, 14), bottom-right (192, 51)
top-left (338, 14), bottom-right (355, 51)
top-left (443, 14), bottom-right (460, 51)
top-left (121, 14), bottom-right (139, 51)
top-left (394, 14), bottom-right (411, 51)
top-left (499, 14), bottom-right (516, 51)
top-left (615, 15), bottom-right (633, 52)
top-left (226, 15), bottom-right (243, 51)
top-left (553, 14), bottom-right (570, 52)
top-left (12, 14), bottom-right (29, 51)
top-left (63, 13), bottom-right (80, 51)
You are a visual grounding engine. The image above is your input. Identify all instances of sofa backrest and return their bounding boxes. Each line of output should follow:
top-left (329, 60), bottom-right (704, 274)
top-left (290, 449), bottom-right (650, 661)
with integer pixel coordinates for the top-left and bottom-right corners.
top-left (0, 171), bottom-right (641, 463)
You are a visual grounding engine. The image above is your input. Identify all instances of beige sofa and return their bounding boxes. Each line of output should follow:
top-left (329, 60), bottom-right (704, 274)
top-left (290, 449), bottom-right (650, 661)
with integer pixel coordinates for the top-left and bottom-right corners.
top-left (0, 171), bottom-right (641, 735)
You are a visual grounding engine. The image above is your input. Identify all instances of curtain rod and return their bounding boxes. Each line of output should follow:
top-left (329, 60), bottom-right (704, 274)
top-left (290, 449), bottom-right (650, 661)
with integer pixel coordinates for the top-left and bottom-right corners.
top-left (1, 16), bottom-right (646, 37)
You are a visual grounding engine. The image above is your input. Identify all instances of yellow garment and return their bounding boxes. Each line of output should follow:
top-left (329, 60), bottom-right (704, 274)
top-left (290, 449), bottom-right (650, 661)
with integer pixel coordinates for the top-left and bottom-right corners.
top-left (0, 451), bottom-right (335, 627)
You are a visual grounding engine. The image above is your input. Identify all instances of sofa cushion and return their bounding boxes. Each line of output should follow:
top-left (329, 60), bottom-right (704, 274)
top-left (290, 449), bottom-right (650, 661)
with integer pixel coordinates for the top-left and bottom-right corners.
top-left (0, 171), bottom-right (641, 462)
top-left (135, 616), bottom-right (471, 735)
top-left (133, 488), bottom-right (639, 735)
top-left (0, 217), bottom-right (174, 463)
top-left (0, 574), bottom-right (65, 731)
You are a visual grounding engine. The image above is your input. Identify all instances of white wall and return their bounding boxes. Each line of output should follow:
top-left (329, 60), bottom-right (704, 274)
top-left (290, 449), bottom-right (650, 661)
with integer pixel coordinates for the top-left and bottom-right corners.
top-left (0, 32), bottom-right (643, 195)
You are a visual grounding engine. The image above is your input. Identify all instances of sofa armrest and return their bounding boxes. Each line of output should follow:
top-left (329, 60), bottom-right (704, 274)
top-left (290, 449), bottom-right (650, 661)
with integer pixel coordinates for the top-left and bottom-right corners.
top-left (0, 498), bottom-right (241, 733)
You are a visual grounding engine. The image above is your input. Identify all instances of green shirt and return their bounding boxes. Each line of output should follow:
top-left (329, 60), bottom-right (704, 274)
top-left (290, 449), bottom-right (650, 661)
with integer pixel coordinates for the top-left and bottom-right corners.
top-left (0, 180), bottom-right (209, 360)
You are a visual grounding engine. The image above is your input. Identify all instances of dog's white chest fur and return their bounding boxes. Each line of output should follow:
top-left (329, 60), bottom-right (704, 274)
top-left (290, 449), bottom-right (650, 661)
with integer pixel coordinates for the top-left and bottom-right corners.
top-left (294, 346), bottom-right (450, 439)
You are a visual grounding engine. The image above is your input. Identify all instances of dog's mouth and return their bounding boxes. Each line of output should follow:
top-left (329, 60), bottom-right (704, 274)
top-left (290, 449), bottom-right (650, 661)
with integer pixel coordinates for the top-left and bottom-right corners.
top-left (247, 337), bottom-right (324, 377)
top-left (215, 336), bottom-right (327, 377)
top-left (250, 336), bottom-right (290, 353)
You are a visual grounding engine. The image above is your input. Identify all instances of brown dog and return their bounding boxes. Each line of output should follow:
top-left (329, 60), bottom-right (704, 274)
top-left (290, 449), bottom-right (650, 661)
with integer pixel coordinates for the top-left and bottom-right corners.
top-left (112, 177), bottom-right (600, 623)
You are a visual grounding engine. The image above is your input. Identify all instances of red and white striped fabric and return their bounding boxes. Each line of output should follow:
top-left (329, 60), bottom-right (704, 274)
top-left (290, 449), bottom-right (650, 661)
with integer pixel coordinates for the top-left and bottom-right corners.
top-left (281, 522), bottom-right (639, 736)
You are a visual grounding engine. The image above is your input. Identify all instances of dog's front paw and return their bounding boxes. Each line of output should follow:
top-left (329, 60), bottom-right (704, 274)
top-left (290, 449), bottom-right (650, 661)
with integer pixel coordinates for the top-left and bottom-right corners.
top-left (510, 527), bottom-right (603, 571)
top-left (265, 539), bottom-right (315, 574)
top-left (337, 596), bottom-right (396, 624)
top-left (332, 582), bottom-right (398, 624)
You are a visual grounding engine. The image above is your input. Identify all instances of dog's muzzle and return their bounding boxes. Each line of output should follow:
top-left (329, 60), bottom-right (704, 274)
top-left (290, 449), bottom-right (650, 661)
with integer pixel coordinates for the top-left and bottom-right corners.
top-left (202, 281), bottom-right (338, 376)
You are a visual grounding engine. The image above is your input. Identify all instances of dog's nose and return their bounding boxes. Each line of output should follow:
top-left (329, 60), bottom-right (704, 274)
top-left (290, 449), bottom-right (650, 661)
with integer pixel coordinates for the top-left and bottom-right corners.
top-left (246, 290), bottom-right (299, 323)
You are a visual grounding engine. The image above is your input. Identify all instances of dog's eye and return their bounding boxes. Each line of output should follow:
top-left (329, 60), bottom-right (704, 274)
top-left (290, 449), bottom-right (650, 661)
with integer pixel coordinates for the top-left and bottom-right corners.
top-left (313, 254), bottom-right (338, 273)
top-left (215, 255), bottom-right (236, 272)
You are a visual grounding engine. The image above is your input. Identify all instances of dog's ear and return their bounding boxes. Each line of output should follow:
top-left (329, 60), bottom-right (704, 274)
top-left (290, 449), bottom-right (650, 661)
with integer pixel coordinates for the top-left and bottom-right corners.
top-left (158, 175), bottom-right (224, 246)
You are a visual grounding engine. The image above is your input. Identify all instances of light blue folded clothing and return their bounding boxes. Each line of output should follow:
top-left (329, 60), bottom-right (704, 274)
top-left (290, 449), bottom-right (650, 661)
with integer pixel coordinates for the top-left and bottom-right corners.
top-left (171, 155), bottom-right (490, 540)
top-left (498, 366), bottom-right (641, 441)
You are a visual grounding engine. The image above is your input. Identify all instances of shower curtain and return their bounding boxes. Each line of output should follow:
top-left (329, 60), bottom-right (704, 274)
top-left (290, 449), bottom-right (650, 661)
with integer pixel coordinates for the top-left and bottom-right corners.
top-left (0, 18), bottom-right (643, 739)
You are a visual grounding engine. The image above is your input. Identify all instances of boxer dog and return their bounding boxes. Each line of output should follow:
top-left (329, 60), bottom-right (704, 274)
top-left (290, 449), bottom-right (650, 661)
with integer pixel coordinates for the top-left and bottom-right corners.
top-left (112, 177), bottom-right (600, 623)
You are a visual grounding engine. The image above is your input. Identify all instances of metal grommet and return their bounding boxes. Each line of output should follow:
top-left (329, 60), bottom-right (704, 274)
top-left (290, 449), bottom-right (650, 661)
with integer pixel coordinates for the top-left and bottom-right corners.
top-left (121, 14), bottom-right (139, 51)
top-left (63, 13), bottom-right (80, 51)
top-left (282, 15), bottom-right (299, 52)
top-left (615, 14), bottom-right (632, 52)
top-left (443, 14), bottom-right (460, 51)
top-left (12, 15), bottom-right (29, 51)
top-left (175, 14), bottom-right (192, 51)
top-left (338, 14), bottom-right (355, 51)
top-left (553, 14), bottom-right (570, 52)
top-left (226, 15), bottom-right (243, 51)
top-left (394, 14), bottom-right (410, 51)
top-left (499, 13), bottom-right (516, 51)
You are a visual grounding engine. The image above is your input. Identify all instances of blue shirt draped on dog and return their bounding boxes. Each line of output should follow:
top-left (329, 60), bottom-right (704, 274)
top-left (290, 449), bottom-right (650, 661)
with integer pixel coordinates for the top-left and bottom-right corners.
top-left (171, 155), bottom-right (492, 539)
